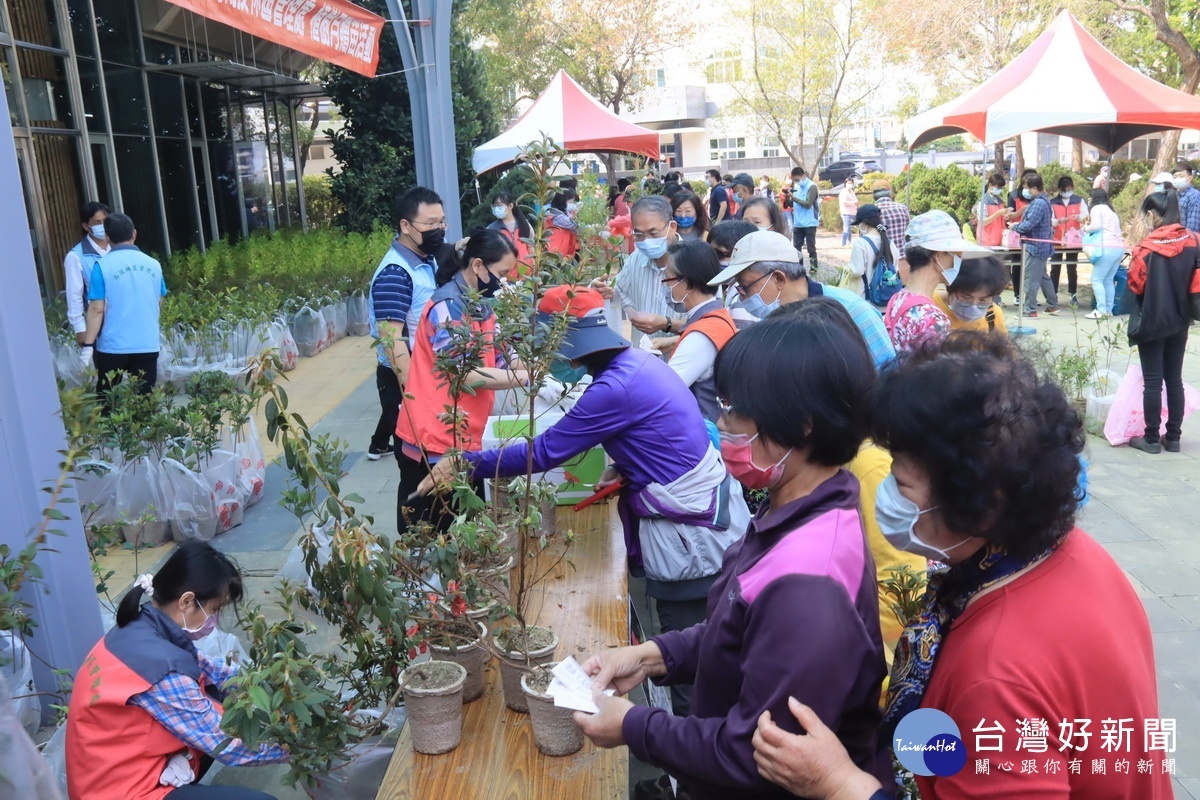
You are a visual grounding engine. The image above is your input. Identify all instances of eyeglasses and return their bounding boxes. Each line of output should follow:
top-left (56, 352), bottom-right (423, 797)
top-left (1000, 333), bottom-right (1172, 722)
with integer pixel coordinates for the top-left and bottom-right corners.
top-left (660, 276), bottom-right (683, 287)
top-left (408, 218), bottom-right (447, 230)
top-left (733, 272), bottom-right (770, 297)
top-left (631, 226), bottom-right (671, 242)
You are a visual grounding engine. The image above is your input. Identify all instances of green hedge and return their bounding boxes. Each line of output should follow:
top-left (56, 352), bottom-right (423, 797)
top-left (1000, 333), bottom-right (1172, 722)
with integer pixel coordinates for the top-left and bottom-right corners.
top-left (892, 164), bottom-right (981, 225)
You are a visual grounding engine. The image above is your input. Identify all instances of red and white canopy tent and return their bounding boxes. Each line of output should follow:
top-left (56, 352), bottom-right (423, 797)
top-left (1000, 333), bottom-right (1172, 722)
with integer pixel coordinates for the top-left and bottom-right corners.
top-left (905, 10), bottom-right (1200, 153)
top-left (472, 70), bottom-right (661, 174)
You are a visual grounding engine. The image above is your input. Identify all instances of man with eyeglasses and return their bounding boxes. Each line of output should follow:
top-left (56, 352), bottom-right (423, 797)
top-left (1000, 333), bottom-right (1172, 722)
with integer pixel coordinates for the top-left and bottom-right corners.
top-left (709, 230), bottom-right (895, 369)
top-left (367, 186), bottom-right (448, 461)
top-left (607, 196), bottom-right (688, 350)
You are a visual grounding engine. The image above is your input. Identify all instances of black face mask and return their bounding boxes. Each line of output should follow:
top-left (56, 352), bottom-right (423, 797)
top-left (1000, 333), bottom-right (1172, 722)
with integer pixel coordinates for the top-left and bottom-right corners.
top-left (477, 268), bottom-right (501, 298)
top-left (414, 226), bottom-right (446, 255)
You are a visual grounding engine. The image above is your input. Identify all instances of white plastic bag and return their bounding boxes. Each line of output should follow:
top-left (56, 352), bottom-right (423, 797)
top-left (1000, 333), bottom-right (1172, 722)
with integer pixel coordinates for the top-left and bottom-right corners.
top-left (114, 457), bottom-right (172, 546)
top-left (74, 459), bottom-right (119, 532)
top-left (203, 450), bottom-right (246, 534)
top-left (0, 674), bottom-right (63, 800)
top-left (194, 626), bottom-right (250, 668)
top-left (291, 307), bottom-right (329, 358)
top-left (221, 420), bottom-right (267, 507)
top-left (0, 633), bottom-right (40, 736)
top-left (305, 729), bottom-right (401, 800)
top-left (331, 301), bottom-right (348, 340)
top-left (41, 722), bottom-right (68, 798)
top-left (163, 458), bottom-right (218, 542)
top-left (51, 339), bottom-right (87, 389)
top-left (277, 523), bottom-right (333, 595)
top-left (346, 292), bottom-right (371, 336)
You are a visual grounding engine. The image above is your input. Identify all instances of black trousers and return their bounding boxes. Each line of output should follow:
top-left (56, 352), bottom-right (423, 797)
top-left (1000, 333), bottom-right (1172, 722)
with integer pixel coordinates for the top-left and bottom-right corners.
top-left (165, 756), bottom-right (276, 799)
top-left (654, 596), bottom-right (708, 717)
top-left (792, 226), bottom-right (818, 268)
top-left (1138, 329), bottom-right (1189, 443)
top-left (394, 447), bottom-right (485, 536)
top-left (94, 350), bottom-right (158, 411)
top-left (1050, 250), bottom-right (1079, 295)
top-left (370, 364), bottom-right (402, 452)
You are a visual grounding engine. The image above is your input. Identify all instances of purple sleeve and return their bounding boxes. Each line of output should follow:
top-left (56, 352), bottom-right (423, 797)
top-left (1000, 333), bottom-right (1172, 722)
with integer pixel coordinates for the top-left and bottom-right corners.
top-left (622, 576), bottom-right (881, 791)
top-left (648, 622), bottom-right (708, 686)
top-left (465, 377), bottom-right (629, 479)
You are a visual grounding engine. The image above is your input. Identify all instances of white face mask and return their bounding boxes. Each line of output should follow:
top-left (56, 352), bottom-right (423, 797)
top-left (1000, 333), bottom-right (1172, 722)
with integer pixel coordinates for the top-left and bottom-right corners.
top-left (1174, 177), bottom-right (1191, 191)
top-left (939, 253), bottom-right (963, 285)
top-left (90, 224), bottom-right (106, 240)
top-left (1062, 190), bottom-right (1073, 198)
top-left (875, 474), bottom-right (972, 562)
top-left (491, 205), bottom-right (507, 219)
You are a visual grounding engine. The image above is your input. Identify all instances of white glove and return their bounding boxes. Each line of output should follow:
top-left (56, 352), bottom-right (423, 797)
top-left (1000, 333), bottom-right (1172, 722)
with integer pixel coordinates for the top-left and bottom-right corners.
top-left (159, 752), bottom-right (193, 787)
top-left (80, 346), bottom-right (94, 367)
top-left (536, 378), bottom-right (567, 406)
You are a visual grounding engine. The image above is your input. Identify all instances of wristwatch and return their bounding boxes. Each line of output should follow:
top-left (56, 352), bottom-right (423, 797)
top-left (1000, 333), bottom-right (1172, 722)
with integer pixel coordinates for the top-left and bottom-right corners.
top-left (662, 317), bottom-right (672, 334)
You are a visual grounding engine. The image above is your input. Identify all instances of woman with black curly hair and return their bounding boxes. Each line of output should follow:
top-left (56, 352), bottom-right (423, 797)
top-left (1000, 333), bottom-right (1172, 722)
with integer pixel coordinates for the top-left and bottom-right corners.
top-left (752, 332), bottom-right (1171, 800)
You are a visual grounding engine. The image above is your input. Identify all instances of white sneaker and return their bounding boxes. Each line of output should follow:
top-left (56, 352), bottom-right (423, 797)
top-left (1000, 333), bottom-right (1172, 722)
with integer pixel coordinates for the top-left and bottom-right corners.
top-left (1084, 310), bottom-right (1107, 320)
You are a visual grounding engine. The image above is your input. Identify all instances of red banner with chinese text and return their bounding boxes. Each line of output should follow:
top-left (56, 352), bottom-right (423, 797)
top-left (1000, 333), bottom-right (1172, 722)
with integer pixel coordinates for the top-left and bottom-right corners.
top-left (163, 0), bottom-right (384, 77)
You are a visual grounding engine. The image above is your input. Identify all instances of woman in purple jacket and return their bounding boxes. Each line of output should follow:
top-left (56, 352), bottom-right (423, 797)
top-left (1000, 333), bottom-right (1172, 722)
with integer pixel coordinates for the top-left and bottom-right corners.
top-left (573, 302), bottom-right (892, 799)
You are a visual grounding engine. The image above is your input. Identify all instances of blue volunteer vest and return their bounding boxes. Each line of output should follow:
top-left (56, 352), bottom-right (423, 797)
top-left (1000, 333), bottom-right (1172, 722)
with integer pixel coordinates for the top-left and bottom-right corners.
top-left (368, 240), bottom-right (438, 366)
top-left (70, 237), bottom-right (106, 308)
top-left (791, 179), bottom-right (819, 228)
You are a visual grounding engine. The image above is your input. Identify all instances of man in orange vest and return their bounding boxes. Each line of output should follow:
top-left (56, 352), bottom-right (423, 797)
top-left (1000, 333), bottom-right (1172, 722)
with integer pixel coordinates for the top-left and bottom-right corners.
top-left (1049, 175), bottom-right (1088, 307)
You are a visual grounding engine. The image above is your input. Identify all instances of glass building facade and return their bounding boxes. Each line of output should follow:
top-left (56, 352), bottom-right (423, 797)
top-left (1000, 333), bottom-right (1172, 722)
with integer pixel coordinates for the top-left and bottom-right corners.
top-left (2, 0), bottom-right (318, 297)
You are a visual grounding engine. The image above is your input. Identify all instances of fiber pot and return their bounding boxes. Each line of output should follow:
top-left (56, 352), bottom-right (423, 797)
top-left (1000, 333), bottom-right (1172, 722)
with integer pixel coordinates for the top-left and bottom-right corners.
top-left (521, 663), bottom-right (585, 756)
top-left (429, 620), bottom-right (490, 703)
top-left (496, 625), bottom-right (558, 713)
top-left (400, 661), bottom-right (466, 754)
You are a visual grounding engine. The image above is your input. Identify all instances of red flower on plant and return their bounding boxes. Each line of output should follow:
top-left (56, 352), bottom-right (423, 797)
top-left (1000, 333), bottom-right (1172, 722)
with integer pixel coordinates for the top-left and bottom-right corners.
top-left (450, 595), bottom-right (468, 617)
top-left (446, 580), bottom-right (461, 594)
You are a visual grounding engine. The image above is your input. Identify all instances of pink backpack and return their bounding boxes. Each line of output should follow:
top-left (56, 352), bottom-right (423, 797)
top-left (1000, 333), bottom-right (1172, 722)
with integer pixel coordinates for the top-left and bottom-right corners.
top-left (884, 292), bottom-right (929, 335)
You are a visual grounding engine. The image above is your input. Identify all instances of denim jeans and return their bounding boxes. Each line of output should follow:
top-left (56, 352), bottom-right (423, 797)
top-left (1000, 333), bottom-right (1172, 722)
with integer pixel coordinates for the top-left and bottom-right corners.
top-left (1022, 250), bottom-right (1057, 313)
top-left (1138, 329), bottom-right (1189, 443)
top-left (1089, 250), bottom-right (1123, 314)
top-left (841, 214), bottom-right (855, 245)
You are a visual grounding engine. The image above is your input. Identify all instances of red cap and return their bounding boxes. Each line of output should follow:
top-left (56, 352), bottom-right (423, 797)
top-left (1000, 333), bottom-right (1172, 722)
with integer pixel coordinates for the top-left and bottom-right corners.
top-left (536, 285), bottom-right (605, 319)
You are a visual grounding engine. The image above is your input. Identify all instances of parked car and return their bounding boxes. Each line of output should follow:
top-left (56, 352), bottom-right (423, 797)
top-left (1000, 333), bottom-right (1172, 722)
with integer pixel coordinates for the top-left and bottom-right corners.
top-left (820, 160), bottom-right (870, 186)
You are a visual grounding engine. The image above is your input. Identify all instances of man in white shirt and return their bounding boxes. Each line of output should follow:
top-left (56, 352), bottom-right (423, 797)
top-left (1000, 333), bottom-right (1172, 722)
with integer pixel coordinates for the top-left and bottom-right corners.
top-left (604, 196), bottom-right (687, 349)
top-left (64, 202), bottom-right (111, 343)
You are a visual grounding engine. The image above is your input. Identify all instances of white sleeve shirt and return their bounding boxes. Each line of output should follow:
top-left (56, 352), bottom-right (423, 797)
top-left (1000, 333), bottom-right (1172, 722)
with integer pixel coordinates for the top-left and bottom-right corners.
top-left (668, 325), bottom-right (719, 388)
top-left (63, 249), bottom-right (89, 333)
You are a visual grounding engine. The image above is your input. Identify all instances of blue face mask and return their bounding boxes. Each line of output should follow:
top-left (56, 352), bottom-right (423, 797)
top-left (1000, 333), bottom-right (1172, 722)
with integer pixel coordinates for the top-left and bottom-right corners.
top-left (491, 206), bottom-right (507, 219)
top-left (674, 214), bottom-right (696, 228)
top-left (939, 253), bottom-right (963, 285)
top-left (90, 224), bottom-right (106, 240)
top-left (636, 236), bottom-right (670, 259)
top-left (550, 359), bottom-right (587, 384)
top-left (1021, 188), bottom-right (1032, 200)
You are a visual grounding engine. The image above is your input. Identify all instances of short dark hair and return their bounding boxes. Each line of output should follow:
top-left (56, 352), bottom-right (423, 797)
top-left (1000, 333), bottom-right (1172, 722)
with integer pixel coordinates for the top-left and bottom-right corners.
top-left (1090, 189), bottom-right (1111, 210)
top-left (394, 186), bottom-right (443, 228)
top-left (905, 245), bottom-right (936, 270)
top-left (666, 239), bottom-right (721, 294)
top-left (1058, 176), bottom-right (1074, 192)
top-left (1020, 168), bottom-right (1039, 179)
top-left (738, 196), bottom-right (788, 235)
top-left (1142, 189), bottom-right (1181, 226)
top-left (1024, 174), bottom-right (1044, 191)
top-left (708, 220), bottom-right (757, 256)
top-left (559, 177), bottom-right (578, 191)
top-left (722, 173), bottom-right (734, 183)
top-left (117, 540), bottom-right (244, 627)
top-left (769, 297), bottom-right (873, 367)
top-left (987, 173), bottom-right (1006, 188)
top-left (714, 310), bottom-right (873, 466)
top-left (948, 255), bottom-right (1009, 296)
top-left (705, 168), bottom-right (722, 182)
top-left (868, 332), bottom-right (1084, 559)
top-left (670, 191), bottom-right (710, 234)
top-left (1176, 161), bottom-right (1194, 176)
top-left (80, 201), bottom-right (109, 223)
top-left (617, 177), bottom-right (632, 192)
top-left (790, 166), bottom-right (807, 179)
top-left (105, 213), bottom-right (135, 244)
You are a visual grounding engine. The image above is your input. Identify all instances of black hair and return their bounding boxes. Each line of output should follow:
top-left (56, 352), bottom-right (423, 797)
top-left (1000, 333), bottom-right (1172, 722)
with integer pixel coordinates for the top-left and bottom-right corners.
top-left (987, 173), bottom-right (1005, 188)
top-left (117, 540), bottom-right (244, 627)
top-left (551, 189), bottom-right (576, 213)
top-left (1020, 168), bottom-right (1039, 179)
top-left (1090, 189), bottom-right (1111, 210)
top-left (666, 240), bottom-right (721, 295)
top-left (1058, 176), bottom-right (1074, 192)
top-left (722, 173), bottom-right (734, 183)
top-left (437, 227), bottom-right (517, 285)
top-left (855, 205), bottom-right (892, 276)
top-left (1176, 161), bottom-right (1194, 177)
top-left (670, 191), bottom-right (710, 235)
top-left (947, 255), bottom-right (1008, 296)
top-left (1024, 174), bottom-right (1044, 192)
top-left (1142, 190), bottom-right (1181, 226)
top-left (790, 166), bottom-right (807, 178)
top-left (769, 297), bottom-right (873, 365)
top-left (714, 309), bottom-right (873, 466)
top-left (617, 177), bottom-right (632, 192)
top-left (80, 201), bottom-right (109, 223)
top-left (738, 196), bottom-right (788, 235)
top-left (491, 191), bottom-right (532, 239)
top-left (708, 220), bottom-right (757, 257)
top-left (394, 186), bottom-right (443, 229)
top-left (868, 332), bottom-right (1083, 559)
top-left (706, 168), bottom-right (722, 182)
top-left (664, 171), bottom-right (681, 183)
top-left (105, 213), bottom-right (135, 245)
top-left (905, 245), bottom-right (936, 270)
top-left (559, 177), bottom-right (578, 191)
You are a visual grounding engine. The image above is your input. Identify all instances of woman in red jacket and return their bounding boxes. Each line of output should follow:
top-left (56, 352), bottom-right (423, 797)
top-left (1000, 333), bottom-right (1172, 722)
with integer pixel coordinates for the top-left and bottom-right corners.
top-left (66, 541), bottom-right (284, 800)
top-left (750, 333), bottom-right (1171, 800)
top-left (1126, 189), bottom-right (1200, 454)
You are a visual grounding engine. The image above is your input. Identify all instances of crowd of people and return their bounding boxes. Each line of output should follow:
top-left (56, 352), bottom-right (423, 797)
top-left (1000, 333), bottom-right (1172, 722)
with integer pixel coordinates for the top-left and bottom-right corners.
top-left (62, 157), bottom-right (1199, 799)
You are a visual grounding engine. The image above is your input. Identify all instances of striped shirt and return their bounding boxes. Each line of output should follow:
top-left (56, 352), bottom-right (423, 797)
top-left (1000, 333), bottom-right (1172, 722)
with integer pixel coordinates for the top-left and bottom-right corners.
top-left (811, 282), bottom-right (896, 369)
top-left (370, 240), bottom-right (436, 365)
top-left (612, 248), bottom-right (685, 348)
top-left (129, 652), bottom-right (289, 766)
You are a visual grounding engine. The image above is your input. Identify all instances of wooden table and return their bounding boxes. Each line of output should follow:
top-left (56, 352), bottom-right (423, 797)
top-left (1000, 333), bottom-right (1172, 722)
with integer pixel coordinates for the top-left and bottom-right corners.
top-left (377, 503), bottom-right (630, 800)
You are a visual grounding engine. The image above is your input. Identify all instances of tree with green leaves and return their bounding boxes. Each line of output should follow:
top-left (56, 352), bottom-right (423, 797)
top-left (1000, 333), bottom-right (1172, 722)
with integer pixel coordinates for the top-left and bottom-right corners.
top-left (323, 2), bottom-right (500, 233)
top-left (727, 0), bottom-right (879, 170)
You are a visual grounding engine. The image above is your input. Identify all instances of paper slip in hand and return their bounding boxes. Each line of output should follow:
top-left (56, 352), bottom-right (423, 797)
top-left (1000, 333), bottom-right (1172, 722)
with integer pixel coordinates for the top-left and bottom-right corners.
top-left (547, 656), bottom-right (614, 714)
